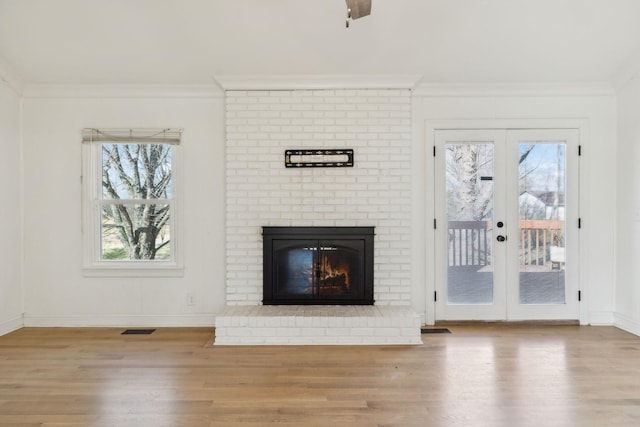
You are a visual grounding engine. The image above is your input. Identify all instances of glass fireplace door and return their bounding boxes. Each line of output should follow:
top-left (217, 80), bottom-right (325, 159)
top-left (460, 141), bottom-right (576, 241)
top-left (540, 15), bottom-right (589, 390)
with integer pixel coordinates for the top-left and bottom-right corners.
top-left (263, 226), bottom-right (374, 305)
top-left (272, 239), bottom-right (318, 301)
top-left (317, 240), bottom-right (364, 300)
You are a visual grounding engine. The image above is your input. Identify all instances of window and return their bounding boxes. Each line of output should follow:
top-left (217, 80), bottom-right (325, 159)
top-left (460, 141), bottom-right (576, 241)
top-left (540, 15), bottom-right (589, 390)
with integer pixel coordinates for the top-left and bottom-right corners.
top-left (82, 128), bottom-right (183, 276)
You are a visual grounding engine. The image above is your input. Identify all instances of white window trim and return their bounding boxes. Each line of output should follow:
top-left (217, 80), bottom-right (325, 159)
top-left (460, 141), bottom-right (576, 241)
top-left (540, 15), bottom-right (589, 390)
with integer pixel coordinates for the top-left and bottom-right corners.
top-left (81, 129), bottom-right (184, 277)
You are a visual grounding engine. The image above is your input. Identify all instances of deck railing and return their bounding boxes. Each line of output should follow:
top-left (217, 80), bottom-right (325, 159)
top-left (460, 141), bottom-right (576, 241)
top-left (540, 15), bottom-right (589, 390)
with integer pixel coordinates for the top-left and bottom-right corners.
top-left (519, 220), bottom-right (564, 267)
top-left (447, 220), bottom-right (564, 267)
top-left (447, 221), bottom-right (490, 267)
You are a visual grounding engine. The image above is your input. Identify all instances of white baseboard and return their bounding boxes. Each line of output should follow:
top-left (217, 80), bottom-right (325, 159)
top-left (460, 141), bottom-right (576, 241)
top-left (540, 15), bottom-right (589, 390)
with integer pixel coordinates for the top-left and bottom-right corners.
top-left (587, 310), bottom-right (615, 326)
top-left (23, 314), bottom-right (216, 328)
top-left (0, 315), bottom-right (24, 336)
top-left (18, 311), bottom-right (639, 338)
top-left (614, 312), bottom-right (640, 337)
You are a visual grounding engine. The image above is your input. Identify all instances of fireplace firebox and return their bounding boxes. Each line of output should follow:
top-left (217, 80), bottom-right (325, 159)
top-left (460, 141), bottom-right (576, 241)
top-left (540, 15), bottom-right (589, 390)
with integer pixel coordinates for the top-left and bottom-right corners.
top-left (262, 227), bottom-right (374, 305)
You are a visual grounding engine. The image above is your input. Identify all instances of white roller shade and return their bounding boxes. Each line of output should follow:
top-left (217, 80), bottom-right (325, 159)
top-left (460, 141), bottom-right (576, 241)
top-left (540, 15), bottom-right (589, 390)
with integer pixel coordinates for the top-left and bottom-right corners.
top-left (82, 128), bottom-right (182, 145)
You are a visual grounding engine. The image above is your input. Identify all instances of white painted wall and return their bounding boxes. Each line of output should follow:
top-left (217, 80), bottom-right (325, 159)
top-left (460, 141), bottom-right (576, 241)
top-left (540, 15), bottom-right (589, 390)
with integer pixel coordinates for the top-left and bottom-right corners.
top-left (411, 87), bottom-right (618, 325)
top-left (0, 83), bottom-right (23, 334)
top-left (8, 83), bottom-right (623, 331)
top-left (615, 78), bottom-right (640, 335)
top-left (21, 90), bottom-right (227, 327)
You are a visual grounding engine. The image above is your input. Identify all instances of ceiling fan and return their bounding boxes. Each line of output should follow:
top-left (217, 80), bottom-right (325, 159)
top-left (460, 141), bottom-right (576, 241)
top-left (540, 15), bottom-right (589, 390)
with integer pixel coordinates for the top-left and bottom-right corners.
top-left (345, 0), bottom-right (372, 27)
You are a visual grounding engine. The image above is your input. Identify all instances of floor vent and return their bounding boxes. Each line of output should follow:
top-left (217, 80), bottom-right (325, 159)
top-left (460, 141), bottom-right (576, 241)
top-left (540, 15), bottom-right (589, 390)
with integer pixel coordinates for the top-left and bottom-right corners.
top-left (121, 329), bottom-right (156, 335)
top-left (421, 328), bottom-right (451, 334)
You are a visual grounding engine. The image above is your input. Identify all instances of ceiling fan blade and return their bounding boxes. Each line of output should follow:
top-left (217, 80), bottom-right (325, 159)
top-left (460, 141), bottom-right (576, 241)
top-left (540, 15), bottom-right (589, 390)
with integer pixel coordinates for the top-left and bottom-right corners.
top-left (346, 0), bottom-right (372, 20)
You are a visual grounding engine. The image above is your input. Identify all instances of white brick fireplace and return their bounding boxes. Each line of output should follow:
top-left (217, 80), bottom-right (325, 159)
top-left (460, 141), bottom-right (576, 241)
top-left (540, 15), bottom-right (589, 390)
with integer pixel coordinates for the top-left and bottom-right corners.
top-left (217, 88), bottom-right (421, 345)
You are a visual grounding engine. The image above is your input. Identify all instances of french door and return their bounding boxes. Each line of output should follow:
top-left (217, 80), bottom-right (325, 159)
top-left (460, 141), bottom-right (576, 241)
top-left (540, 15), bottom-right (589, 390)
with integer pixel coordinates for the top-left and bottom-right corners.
top-left (434, 129), bottom-right (579, 321)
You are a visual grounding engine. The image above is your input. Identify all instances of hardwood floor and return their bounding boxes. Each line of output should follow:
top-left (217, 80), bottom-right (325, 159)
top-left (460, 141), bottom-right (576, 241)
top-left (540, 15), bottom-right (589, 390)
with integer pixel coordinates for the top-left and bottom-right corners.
top-left (0, 325), bottom-right (639, 426)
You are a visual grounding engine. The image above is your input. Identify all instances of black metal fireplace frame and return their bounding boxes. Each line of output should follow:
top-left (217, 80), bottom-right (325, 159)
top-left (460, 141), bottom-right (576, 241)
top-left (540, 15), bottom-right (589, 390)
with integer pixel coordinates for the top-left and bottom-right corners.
top-left (262, 226), bottom-right (374, 305)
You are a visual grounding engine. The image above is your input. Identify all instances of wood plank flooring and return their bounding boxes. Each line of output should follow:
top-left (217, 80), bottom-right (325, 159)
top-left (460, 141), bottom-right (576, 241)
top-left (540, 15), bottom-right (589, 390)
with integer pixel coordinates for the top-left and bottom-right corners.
top-left (0, 325), bottom-right (639, 426)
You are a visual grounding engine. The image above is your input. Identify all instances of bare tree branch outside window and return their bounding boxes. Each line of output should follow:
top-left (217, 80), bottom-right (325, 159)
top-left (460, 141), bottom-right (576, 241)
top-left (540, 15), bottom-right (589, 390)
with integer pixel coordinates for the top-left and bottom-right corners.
top-left (100, 143), bottom-right (172, 260)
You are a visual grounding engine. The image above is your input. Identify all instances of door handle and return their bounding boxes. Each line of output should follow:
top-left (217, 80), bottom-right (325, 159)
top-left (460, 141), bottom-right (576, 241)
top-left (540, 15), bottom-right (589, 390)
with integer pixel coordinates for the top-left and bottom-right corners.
top-left (497, 235), bottom-right (507, 242)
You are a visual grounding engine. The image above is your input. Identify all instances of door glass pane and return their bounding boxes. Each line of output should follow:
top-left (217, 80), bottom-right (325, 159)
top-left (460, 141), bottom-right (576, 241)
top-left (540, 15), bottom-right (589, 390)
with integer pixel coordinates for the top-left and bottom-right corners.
top-left (446, 144), bottom-right (494, 304)
top-left (518, 143), bottom-right (566, 304)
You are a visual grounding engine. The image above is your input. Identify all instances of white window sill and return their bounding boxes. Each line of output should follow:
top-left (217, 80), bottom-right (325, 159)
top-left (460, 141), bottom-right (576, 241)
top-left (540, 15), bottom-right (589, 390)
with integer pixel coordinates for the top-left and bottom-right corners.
top-left (82, 264), bottom-right (185, 278)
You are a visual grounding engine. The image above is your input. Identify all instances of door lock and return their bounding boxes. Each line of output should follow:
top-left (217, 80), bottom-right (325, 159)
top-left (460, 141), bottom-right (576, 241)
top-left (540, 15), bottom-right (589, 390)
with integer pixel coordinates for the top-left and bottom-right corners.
top-left (497, 235), bottom-right (507, 242)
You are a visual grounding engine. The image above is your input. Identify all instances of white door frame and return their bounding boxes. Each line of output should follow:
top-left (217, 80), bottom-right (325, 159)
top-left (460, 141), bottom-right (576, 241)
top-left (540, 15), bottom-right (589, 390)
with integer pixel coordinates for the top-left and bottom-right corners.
top-left (424, 119), bottom-right (588, 325)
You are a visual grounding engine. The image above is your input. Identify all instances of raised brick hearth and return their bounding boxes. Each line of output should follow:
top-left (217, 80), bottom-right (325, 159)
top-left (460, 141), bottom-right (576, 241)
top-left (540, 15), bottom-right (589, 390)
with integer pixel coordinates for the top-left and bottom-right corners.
top-left (214, 306), bottom-right (422, 345)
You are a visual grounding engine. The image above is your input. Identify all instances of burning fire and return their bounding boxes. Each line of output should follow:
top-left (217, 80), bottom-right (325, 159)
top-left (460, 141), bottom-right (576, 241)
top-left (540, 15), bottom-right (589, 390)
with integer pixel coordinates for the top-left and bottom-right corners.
top-left (318, 255), bottom-right (350, 294)
top-left (279, 245), bottom-right (358, 297)
top-left (294, 254), bottom-right (351, 295)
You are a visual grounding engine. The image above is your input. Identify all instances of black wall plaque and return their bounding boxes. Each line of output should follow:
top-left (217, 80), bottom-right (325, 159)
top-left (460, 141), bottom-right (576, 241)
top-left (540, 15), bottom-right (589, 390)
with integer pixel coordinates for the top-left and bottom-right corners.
top-left (285, 149), bottom-right (354, 168)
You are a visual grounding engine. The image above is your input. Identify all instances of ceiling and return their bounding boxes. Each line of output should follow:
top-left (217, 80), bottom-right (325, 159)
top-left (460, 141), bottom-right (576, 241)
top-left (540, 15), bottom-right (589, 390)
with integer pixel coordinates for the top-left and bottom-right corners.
top-left (0, 0), bottom-right (639, 87)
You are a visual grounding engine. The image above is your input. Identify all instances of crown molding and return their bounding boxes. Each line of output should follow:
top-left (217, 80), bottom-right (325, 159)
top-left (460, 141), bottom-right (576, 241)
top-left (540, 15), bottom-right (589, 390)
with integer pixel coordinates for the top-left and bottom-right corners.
top-left (15, 80), bottom-right (618, 99)
top-left (0, 56), bottom-right (24, 96)
top-left (21, 84), bottom-right (225, 99)
top-left (215, 74), bottom-right (423, 90)
top-left (412, 82), bottom-right (616, 98)
top-left (611, 47), bottom-right (640, 93)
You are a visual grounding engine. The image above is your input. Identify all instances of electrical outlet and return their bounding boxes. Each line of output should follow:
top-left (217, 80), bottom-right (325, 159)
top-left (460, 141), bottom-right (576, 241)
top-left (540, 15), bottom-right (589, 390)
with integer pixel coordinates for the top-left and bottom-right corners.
top-left (186, 293), bottom-right (196, 306)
